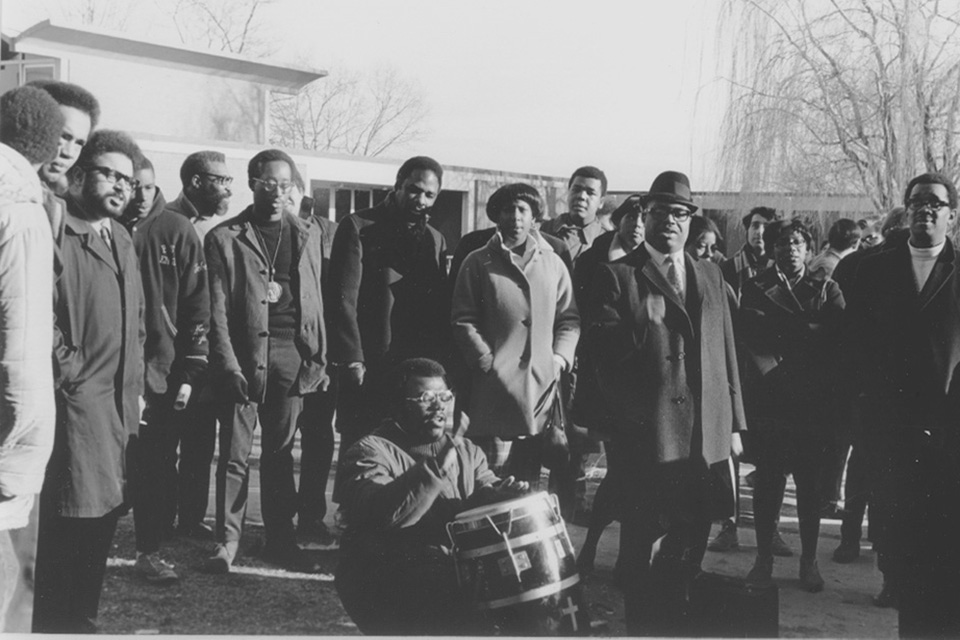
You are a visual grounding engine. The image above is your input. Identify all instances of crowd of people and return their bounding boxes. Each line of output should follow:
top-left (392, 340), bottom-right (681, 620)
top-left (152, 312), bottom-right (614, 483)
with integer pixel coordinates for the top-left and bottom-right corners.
top-left (0, 77), bottom-right (958, 638)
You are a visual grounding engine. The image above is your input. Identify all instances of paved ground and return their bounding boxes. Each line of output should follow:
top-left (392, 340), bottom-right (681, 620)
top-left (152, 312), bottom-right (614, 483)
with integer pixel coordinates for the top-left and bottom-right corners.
top-left (96, 436), bottom-right (899, 636)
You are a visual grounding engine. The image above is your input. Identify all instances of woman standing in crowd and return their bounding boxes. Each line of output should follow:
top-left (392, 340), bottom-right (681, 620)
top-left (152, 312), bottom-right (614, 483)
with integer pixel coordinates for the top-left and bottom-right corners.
top-left (685, 215), bottom-right (724, 263)
top-left (451, 183), bottom-right (579, 484)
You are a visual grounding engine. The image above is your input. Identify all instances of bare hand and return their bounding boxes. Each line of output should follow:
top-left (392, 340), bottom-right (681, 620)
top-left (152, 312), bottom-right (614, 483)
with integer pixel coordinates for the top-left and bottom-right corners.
top-left (343, 362), bottom-right (365, 386)
top-left (492, 475), bottom-right (530, 498)
top-left (731, 432), bottom-right (743, 458)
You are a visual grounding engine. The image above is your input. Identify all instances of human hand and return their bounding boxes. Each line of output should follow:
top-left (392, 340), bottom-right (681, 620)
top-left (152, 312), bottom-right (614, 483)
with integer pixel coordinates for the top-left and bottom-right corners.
top-left (477, 353), bottom-right (493, 373)
top-left (343, 362), bottom-right (365, 386)
top-left (492, 476), bottom-right (530, 498)
top-left (731, 432), bottom-right (743, 458)
top-left (553, 354), bottom-right (567, 378)
top-left (226, 372), bottom-right (249, 404)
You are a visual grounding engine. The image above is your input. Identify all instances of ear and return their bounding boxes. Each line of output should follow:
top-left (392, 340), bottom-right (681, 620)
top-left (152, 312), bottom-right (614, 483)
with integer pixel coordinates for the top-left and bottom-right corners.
top-left (190, 174), bottom-right (203, 190)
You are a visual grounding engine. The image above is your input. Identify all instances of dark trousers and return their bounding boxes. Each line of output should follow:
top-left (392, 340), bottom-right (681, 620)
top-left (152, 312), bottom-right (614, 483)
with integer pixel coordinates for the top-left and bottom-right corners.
top-left (132, 389), bottom-right (217, 553)
top-left (33, 494), bottom-right (121, 634)
top-left (0, 499), bottom-right (39, 632)
top-left (839, 440), bottom-right (872, 544)
top-left (753, 426), bottom-right (825, 560)
top-left (215, 337), bottom-right (303, 548)
top-left (297, 371), bottom-right (338, 525)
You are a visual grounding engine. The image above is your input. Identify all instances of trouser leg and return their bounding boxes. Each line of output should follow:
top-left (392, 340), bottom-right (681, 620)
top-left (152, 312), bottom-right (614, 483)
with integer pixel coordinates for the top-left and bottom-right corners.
top-left (258, 337), bottom-right (304, 549)
top-left (3, 497), bottom-right (39, 632)
top-left (216, 400), bottom-right (257, 544)
top-left (132, 393), bottom-right (179, 553)
top-left (177, 394), bottom-right (218, 530)
top-left (297, 373), bottom-right (338, 526)
top-left (753, 432), bottom-right (787, 558)
top-left (840, 440), bottom-right (869, 544)
top-left (793, 436), bottom-right (823, 559)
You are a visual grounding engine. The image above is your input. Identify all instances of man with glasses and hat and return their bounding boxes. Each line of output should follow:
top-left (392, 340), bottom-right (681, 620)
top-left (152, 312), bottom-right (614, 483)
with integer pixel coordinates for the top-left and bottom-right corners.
top-left (34, 130), bottom-right (145, 633)
top-left (846, 172), bottom-right (960, 637)
top-left (204, 149), bottom-right (328, 574)
top-left (587, 171), bottom-right (745, 635)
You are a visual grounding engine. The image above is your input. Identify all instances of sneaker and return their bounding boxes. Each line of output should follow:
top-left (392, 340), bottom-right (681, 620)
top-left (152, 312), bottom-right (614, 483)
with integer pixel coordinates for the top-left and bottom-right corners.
top-left (707, 521), bottom-right (740, 552)
top-left (771, 530), bottom-right (794, 557)
top-left (134, 552), bottom-right (179, 585)
top-left (873, 581), bottom-right (899, 608)
top-left (203, 542), bottom-right (237, 574)
top-left (262, 542), bottom-right (322, 573)
top-left (832, 541), bottom-right (860, 563)
top-left (799, 558), bottom-right (825, 593)
top-left (746, 555), bottom-right (774, 586)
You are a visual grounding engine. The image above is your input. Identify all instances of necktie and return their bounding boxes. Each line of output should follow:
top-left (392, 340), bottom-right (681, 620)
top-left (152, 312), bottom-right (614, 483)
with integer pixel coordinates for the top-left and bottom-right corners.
top-left (667, 258), bottom-right (683, 297)
top-left (100, 225), bottom-right (112, 250)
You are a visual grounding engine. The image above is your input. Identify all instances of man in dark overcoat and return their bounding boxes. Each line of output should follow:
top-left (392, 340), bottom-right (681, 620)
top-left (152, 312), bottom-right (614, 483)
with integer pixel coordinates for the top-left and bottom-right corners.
top-left (327, 156), bottom-right (449, 457)
top-left (34, 130), bottom-right (145, 633)
top-left (847, 172), bottom-right (960, 638)
top-left (588, 171), bottom-right (745, 636)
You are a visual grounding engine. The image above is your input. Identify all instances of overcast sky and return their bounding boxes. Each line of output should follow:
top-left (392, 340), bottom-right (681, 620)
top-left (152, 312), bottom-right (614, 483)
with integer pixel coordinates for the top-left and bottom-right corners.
top-left (5, 0), bottom-right (729, 191)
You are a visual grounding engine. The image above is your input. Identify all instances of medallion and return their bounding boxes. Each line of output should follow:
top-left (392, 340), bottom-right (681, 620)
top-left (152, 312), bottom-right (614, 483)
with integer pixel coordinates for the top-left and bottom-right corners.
top-left (267, 280), bottom-right (282, 304)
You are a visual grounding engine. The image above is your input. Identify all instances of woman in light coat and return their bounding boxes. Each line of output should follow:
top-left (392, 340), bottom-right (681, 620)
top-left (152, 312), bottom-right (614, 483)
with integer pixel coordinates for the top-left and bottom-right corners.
top-left (451, 183), bottom-right (579, 484)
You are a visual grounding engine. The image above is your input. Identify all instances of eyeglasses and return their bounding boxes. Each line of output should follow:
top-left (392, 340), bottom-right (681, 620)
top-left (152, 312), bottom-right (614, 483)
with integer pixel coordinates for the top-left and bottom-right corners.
top-left (86, 166), bottom-right (139, 191)
top-left (200, 172), bottom-right (233, 187)
top-left (252, 178), bottom-right (295, 194)
top-left (774, 237), bottom-right (807, 249)
top-left (647, 204), bottom-right (693, 222)
top-left (405, 390), bottom-right (455, 405)
top-left (907, 197), bottom-right (951, 212)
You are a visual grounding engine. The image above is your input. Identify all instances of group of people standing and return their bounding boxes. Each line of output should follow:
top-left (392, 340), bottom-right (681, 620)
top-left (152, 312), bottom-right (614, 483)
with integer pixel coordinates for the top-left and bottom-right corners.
top-left (0, 75), bottom-right (957, 639)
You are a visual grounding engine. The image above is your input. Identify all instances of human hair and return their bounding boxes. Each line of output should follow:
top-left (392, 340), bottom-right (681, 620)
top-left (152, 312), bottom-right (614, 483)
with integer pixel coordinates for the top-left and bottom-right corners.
top-left (392, 358), bottom-right (448, 405)
top-left (135, 155), bottom-right (154, 173)
top-left (686, 215), bottom-right (722, 248)
top-left (485, 183), bottom-right (544, 223)
top-left (568, 165), bottom-right (607, 194)
top-left (69, 130), bottom-right (142, 180)
top-left (27, 80), bottom-right (100, 128)
top-left (827, 218), bottom-right (860, 251)
top-left (247, 148), bottom-right (296, 182)
top-left (762, 218), bottom-right (812, 258)
top-left (0, 86), bottom-right (64, 165)
top-left (903, 172), bottom-right (958, 210)
top-left (180, 150), bottom-right (226, 185)
top-left (742, 206), bottom-right (776, 229)
top-left (881, 206), bottom-right (908, 237)
top-left (395, 156), bottom-right (443, 189)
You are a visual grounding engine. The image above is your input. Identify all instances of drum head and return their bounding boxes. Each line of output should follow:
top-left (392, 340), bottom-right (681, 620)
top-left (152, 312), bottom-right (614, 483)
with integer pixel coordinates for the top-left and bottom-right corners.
top-left (453, 491), bottom-right (552, 524)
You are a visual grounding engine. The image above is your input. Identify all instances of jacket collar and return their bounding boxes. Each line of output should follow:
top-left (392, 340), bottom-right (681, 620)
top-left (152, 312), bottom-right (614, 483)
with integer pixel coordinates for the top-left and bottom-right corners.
top-left (63, 196), bottom-right (123, 274)
top-left (633, 245), bottom-right (702, 335)
top-left (232, 205), bottom-right (311, 263)
top-left (896, 237), bottom-right (957, 308)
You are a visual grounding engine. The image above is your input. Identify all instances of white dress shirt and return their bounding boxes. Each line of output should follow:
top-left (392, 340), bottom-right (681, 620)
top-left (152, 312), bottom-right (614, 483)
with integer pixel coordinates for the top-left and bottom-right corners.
top-left (645, 241), bottom-right (686, 297)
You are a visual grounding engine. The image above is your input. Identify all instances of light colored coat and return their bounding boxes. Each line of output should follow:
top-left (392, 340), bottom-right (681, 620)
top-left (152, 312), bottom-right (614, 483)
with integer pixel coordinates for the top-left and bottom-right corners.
top-left (451, 232), bottom-right (580, 438)
top-left (0, 144), bottom-right (55, 530)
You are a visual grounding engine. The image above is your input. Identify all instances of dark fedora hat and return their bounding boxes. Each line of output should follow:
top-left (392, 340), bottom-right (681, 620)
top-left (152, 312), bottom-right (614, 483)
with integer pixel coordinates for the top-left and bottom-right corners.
top-left (641, 170), bottom-right (698, 213)
top-left (610, 193), bottom-right (644, 226)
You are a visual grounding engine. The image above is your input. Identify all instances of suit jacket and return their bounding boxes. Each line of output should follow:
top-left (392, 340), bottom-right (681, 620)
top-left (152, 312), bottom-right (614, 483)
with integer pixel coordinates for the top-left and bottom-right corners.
top-left (48, 201), bottom-right (145, 517)
top-left (739, 268), bottom-right (845, 431)
top-left (328, 200), bottom-right (449, 366)
top-left (589, 246), bottom-right (746, 481)
top-left (205, 208), bottom-right (327, 402)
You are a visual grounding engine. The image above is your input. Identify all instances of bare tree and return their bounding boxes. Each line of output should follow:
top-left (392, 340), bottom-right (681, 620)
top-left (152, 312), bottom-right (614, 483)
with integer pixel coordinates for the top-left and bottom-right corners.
top-left (45, 0), bottom-right (138, 30)
top-left (164, 0), bottom-right (277, 56)
top-left (717, 0), bottom-right (960, 213)
top-left (269, 65), bottom-right (429, 157)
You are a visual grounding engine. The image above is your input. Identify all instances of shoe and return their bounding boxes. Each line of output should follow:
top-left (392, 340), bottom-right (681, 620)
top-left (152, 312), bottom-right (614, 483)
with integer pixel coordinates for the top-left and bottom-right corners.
top-left (134, 552), bottom-right (179, 585)
top-left (297, 520), bottom-right (338, 547)
top-left (178, 522), bottom-right (215, 541)
top-left (203, 542), bottom-right (237, 574)
top-left (873, 581), bottom-right (899, 608)
top-left (262, 542), bottom-right (322, 573)
top-left (707, 521), bottom-right (740, 552)
top-left (746, 555), bottom-right (774, 586)
top-left (832, 541), bottom-right (860, 563)
top-left (770, 530), bottom-right (794, 557)
top-left (799, 558), bottom-right (825, 593)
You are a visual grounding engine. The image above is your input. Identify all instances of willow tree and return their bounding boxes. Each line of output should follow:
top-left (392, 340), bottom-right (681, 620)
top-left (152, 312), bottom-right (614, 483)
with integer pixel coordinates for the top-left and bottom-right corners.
top-left (718, 0), bottom-right (960, 213)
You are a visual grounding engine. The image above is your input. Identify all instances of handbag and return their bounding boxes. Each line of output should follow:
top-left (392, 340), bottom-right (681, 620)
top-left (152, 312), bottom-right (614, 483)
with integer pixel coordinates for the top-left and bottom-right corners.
top-left (535, 378), bottom-right (570, 472)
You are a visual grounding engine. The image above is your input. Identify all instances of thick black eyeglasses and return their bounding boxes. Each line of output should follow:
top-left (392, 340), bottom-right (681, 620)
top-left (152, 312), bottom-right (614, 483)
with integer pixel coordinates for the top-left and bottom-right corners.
top-left (86, 166), bottom-right (139, 191)
top-left (200, 172), bottom-right (233, 187)
top-left (907, 197), bottom-right (950, 211)
top-left (252, 178), bottom-right (295, 194)
top-left (405, 390), bottom-right (455, 405)
top-left (647, 205), bottom-right (693, 222)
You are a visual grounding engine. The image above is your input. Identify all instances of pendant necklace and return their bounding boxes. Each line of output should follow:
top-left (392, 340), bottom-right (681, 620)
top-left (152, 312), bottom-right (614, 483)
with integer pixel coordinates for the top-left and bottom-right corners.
top-left (252, 216), bottom-right (284, 304)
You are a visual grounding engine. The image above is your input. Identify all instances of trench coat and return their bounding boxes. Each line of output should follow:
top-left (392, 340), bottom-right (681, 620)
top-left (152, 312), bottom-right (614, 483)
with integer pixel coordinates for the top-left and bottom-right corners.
top-left (48, 202), bottom-right (145, 518)
top-left (451, 232), bottom-right (580, 438)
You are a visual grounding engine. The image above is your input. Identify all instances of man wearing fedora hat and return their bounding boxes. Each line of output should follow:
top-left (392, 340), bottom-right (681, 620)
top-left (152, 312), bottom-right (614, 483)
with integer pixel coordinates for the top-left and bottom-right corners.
top-left (587, 170), bottom-right (746, 635)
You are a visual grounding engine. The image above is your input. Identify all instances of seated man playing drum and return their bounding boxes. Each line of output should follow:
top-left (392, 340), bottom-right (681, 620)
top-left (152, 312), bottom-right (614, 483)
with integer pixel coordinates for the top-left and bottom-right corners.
top-left (335, 357), bottom-right (528, 635)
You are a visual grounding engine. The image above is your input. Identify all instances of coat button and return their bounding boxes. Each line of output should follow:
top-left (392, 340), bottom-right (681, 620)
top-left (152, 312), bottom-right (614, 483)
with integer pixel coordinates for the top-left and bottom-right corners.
top-left (261, 300), bottom-right (267, 305)
top-left (259, 331), bottom-right (269, 337)
top-left (521, 318), bottom-right (531, 327)
top-left (257, 364), bottom-right (266, 370)
top-left (260, 269), bottom-right (267, 275)
top-left (672, 396), bottom-right (687, 405)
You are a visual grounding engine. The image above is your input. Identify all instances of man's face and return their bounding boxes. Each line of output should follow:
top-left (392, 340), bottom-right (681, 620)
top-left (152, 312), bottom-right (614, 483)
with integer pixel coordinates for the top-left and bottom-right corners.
top-left (907, 182), bottom-right (956, 248)
top-left (773, 230), bottom-right (808, 277)
top-left (38, 105), bottom-right (92, 188)
top-left (566, 176), bottom-right (604, 224)
top-left (643, 200), bottom-right (692, 254)
top-left (192, 160), bottom-right (233, 217)
top-left (746, 214), bottom-right (768, 252)
top-left (394, 170), bottom-right (440, 219)
top-left (76, 152), bottom-right (135, 220)
top-left (616, 209), bottom-right (644, 250)
top-left (497, 199), bottom-right (535, 247)
top-left (250, 160), bottom-right (293, 220)
top-left (126, 167), bottom-right (157, 219)
top-left (398, 375), bottom-right (453, 443)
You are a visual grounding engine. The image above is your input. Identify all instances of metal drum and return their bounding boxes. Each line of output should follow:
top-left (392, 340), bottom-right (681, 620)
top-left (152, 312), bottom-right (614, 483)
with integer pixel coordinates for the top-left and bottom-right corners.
top-left (446, 492), bottom-right (589, 635)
